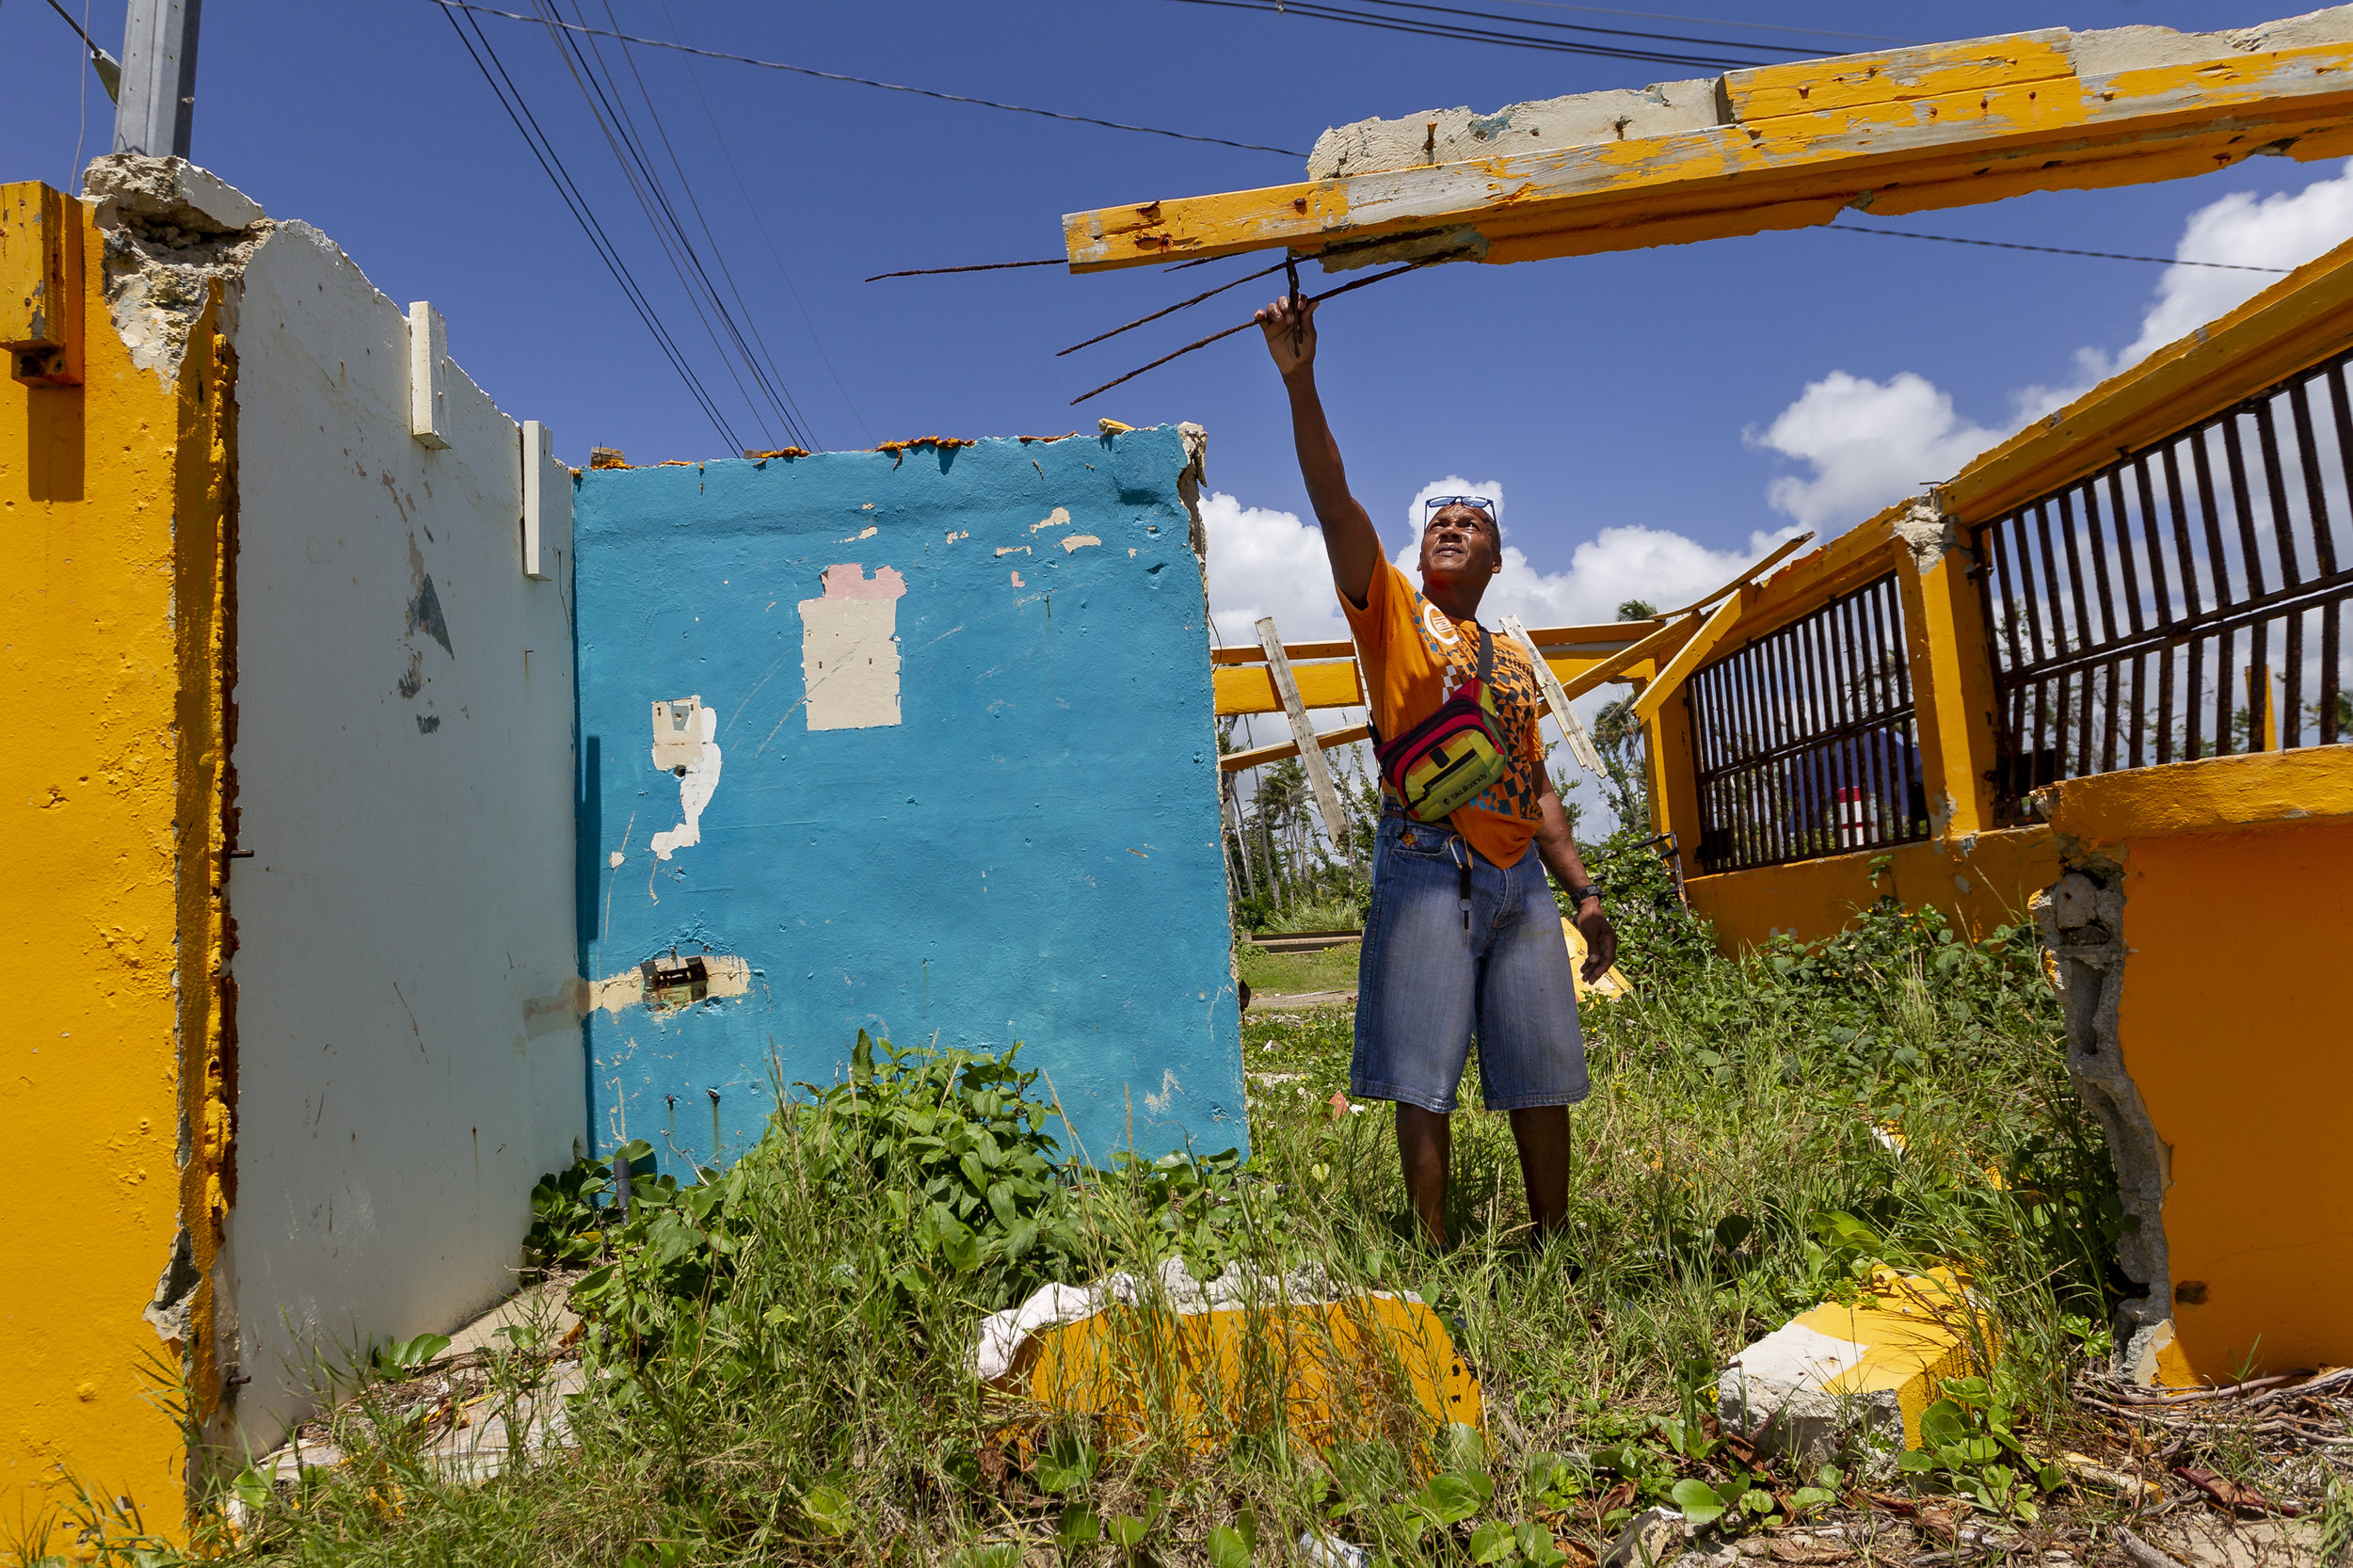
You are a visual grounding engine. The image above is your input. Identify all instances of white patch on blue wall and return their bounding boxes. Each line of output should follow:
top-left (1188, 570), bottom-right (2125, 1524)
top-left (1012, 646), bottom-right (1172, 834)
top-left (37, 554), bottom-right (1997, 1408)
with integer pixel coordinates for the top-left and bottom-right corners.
top-left (1144, 1068), bottom-right (1180, 1115)
top-left (800, 564), bottom-right (906, 731)
top-left (649, 696), bottom-right (722, 859)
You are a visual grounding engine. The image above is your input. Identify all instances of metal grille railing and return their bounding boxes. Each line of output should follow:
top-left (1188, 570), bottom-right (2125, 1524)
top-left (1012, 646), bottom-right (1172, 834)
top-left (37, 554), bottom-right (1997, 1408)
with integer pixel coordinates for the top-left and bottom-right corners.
top-left (1975, 346), bottom-right (2353, 823)
top-left (1687, 571), bottom-right (1929, 872)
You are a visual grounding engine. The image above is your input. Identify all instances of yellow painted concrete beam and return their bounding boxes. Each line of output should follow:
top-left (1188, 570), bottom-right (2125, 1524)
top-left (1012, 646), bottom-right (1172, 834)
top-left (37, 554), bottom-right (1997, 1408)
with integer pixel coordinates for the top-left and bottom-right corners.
top-left (1016, 1294), bottom-right (1482, 1454)
top-left (1213, 646), bottom-right (1650, 715)
top-left (1064, 17), bottom-right (2353, 273)
top-left (2033, 745), bottom-right (2353, 840)
top-left (2, 184), bottom-right (222, 1545)
top-left (1630, 584), bottom-right (1752, 726)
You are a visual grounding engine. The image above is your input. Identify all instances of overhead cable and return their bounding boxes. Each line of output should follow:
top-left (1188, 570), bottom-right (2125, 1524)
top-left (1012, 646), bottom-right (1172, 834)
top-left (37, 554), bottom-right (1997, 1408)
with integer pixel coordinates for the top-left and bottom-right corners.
top-left (428, 1), bottom-right (1306, 157)
top-left (1464, 0), bottom-right (1913, 48)
top-left (588, 0), bottom-right (822, 447)
top-left (1151, 0), bottom-right (1781, 68)
top-left (657, 0), bottom-right (872, 445)
top-left (1829, 220), bottom-right (2294, 274)
top-left (529, 0), bottom-right (814, 450)
top-left (439, 7), bottom-right (744, 451)
top-left (1281, 0), bottom-right (1822, 56)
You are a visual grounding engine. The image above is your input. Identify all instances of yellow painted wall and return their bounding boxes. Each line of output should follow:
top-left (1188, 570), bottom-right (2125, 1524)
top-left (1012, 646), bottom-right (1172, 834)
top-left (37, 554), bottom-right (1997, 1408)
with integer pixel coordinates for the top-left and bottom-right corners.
top-left (0, 187), bottom-right (222, 1542)
top-left (2039, 750), bottom-right (2353, 1379)
top-left (1687, 829), bottom-right (2060, 952)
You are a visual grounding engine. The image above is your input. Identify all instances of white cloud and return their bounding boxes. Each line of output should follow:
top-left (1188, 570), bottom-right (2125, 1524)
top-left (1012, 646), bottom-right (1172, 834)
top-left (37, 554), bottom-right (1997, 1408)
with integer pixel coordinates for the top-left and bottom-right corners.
top-left (1748, 371), bottom-right (2004, 532)
top-left (2015, 160), bottom-right (2353, 420)
top-left (1205, 484), bottom-right (1798, 648)
top-left (1198, 489), bottom-right (1354, 649)
top-left (1755, 162), bottom-right (2353, 533)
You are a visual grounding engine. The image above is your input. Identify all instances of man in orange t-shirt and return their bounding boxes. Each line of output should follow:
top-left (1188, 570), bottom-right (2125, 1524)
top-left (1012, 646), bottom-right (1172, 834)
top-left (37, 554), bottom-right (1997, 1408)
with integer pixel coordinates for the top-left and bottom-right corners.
top-left (1255, 291), bottom-right (1617, 1250)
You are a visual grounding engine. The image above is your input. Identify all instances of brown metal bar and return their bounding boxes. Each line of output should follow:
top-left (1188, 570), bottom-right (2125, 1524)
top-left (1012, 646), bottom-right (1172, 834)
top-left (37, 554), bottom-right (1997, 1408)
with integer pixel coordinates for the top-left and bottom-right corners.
top-left (2323, 599), bottom-right (2343, 745)
top-left (2255, 394), bottom-right (2304, 590)
top-left (1055, 258), bottom-right (1289, 357)
top-left (2223, 409), bottom-right (2269, 603)
top-left (2081, 480), bottom-right (2122, 648)
top-left (2286, 603), bottom-right (2306, 748)
top-left (2108, 468), bottom-right (2147, 638)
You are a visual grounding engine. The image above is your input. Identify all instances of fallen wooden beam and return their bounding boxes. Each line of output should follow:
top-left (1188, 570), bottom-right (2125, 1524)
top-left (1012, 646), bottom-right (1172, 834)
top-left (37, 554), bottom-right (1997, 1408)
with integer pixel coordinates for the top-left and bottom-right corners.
top-left (1064, 15), bottom-right (2353, 274)
top-left (1258, 616), bottom-right (1350, 849)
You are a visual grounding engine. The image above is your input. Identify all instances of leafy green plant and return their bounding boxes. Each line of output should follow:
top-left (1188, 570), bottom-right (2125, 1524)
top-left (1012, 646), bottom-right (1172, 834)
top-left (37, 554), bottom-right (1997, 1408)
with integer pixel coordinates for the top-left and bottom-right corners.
top-left (365, 1333), bottom-right (451, 1378)
top-left (1896, 1376), bottom-right (2063, 1519)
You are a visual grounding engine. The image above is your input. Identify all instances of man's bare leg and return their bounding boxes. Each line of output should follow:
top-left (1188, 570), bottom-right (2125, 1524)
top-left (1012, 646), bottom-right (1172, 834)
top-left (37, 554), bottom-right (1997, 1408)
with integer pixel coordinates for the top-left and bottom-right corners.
top-left (1509, 1106), bottom-right (1571, 1238)
top-left (1396, 1104), bottom-right (1452, 1248)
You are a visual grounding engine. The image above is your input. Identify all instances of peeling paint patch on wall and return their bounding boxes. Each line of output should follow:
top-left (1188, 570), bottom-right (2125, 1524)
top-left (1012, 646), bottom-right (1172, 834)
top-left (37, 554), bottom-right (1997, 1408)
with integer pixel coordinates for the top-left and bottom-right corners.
top-left (800, 564), bottom-right (906, 732)
top-left (649, 696), bottom-right (721, 859)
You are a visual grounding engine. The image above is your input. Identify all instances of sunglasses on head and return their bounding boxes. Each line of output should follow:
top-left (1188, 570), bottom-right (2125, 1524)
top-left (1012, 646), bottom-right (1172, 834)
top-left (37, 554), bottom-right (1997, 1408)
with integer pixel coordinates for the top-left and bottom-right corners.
top-left (1423, 495), bottom-right (1497, 529)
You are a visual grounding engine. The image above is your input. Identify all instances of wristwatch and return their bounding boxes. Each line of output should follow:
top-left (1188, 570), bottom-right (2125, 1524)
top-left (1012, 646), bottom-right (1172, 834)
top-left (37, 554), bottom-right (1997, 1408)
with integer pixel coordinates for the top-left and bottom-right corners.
top-left (1567, 884), bottom-right (1603, 908)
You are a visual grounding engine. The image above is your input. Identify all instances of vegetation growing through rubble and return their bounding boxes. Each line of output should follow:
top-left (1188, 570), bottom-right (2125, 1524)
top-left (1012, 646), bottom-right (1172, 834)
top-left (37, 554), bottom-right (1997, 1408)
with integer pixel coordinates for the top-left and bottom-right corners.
top-left (50, 844), bottom-right (2340, 1568)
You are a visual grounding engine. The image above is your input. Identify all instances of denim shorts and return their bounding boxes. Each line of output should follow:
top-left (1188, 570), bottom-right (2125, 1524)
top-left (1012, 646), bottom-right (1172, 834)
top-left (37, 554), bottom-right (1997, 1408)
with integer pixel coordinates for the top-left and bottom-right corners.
top-left (1352, 812), bottom-right (1590, 1114)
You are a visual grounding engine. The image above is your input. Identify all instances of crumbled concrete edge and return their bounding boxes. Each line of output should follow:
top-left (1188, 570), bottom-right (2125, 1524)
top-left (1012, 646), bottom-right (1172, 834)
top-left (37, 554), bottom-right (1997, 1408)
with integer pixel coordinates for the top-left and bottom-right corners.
top-left (1305, 7), bottom-right (2353, 181)
top-left (1176, 421), bottom-right (1209, 562)
top-left (82, 153), bottom-right (274, 384)
top-left (2030, 864), bottom-right (2174, 1369)
top-left (1891, 496), bottom-right (1959, 577)
top-left (1306, 77), bottom-right (1721, 181)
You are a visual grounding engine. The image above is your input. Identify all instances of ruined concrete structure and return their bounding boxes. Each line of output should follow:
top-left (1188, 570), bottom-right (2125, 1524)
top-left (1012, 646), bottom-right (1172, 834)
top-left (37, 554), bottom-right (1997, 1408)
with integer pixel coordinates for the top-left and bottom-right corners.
top-left (12, 1), bottom-right (2353, 1540)
top-left (4, 158), bottom-right (584, 1513)
top-left (572, 430), bottom-right (1242, 1176)
top-left (1, 159), bottom-right (1239, 1538)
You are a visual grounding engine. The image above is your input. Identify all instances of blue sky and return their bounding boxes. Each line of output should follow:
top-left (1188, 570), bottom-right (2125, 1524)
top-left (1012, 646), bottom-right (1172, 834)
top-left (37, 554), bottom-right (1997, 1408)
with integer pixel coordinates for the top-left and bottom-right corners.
top-left (6, 0), bottom-right (2348, 635)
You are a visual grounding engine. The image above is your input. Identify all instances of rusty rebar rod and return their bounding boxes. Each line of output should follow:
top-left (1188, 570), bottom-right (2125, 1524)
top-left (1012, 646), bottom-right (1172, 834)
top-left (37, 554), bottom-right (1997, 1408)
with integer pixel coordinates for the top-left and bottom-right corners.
top-left (1068, 256), bottom-right (1457, 407)
top-left (1056, 260), bottom-right (1290, 358)
top-left (867, 258), bottom-right (1065, 281)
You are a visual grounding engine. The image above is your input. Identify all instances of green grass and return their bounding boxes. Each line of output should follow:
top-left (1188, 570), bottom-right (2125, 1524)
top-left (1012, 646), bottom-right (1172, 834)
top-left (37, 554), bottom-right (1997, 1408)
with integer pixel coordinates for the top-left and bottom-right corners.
top-left (58, 886), bottom-right (2139, 1568)
top-left (1237, 940), bottom-right (1363, 999)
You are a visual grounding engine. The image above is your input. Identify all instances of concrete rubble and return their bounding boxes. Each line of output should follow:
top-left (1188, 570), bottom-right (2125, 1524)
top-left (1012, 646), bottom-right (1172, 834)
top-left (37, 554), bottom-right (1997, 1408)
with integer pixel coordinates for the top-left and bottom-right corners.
top-left (79, 154), bottom-right (273, 381)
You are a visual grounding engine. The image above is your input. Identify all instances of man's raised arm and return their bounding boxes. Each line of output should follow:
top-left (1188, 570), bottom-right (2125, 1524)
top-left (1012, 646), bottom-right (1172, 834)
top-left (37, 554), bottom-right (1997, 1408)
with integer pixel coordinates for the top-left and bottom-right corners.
top-left (1257, 296), bottom-right (1382, 610)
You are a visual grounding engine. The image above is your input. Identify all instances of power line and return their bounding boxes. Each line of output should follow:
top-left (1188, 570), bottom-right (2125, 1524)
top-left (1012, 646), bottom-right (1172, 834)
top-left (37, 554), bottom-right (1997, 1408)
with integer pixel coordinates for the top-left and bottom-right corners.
top-left (1152, 0), bottom-right (1781, 68)
top-left (1829, 220), bottom-right (2293, 274)
top-left (585, 0), bottom-right (821, 448)
top-left (440, 6), bottom-right (744, 451)
top-left (1464, 0), bottom-right (1913, 47)
top-left (527, 0), bottom-right (813, 450)
top-left (656, 0), bottom-right (872, 445)
top-left (1304, 0), bottom-right (1821, 56)
top-left (428, 1), bottom-right (1307, 157)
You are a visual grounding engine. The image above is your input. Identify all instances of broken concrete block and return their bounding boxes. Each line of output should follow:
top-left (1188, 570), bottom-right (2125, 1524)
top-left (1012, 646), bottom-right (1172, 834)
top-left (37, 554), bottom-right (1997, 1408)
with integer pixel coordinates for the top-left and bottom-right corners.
top-left (982, 1257), bottom-right (1481, 1454)
top-left (82, 152), bottom-right (264, 233)
top-left (1719, 1267), bottom-right (1991, 1466)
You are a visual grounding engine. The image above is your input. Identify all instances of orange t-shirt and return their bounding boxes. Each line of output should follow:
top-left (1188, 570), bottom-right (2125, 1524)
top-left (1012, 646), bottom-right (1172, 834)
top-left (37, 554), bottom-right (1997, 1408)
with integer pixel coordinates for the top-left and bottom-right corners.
top-left (1341, 558), bottom-right (1547, 867)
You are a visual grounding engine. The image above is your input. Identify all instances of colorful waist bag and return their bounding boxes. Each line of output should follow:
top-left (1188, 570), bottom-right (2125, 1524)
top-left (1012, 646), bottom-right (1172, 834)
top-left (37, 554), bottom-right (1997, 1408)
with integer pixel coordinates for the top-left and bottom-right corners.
top-left (1373, 623), bottom-right (1510, 824)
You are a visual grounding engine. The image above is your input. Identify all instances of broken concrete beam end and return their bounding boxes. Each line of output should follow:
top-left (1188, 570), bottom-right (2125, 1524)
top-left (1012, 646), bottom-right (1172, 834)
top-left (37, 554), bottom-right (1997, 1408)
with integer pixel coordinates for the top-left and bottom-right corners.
top-left (82, 153), bottom-right (264, 234)
top-left (1718, 1265), bottom-right (1991, 1467)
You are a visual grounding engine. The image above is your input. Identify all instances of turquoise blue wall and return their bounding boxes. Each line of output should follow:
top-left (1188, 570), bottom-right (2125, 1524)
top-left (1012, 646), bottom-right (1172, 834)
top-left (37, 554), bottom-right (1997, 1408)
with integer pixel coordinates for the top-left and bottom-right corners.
top-left (572, 428), bottom-right (1244, 1176)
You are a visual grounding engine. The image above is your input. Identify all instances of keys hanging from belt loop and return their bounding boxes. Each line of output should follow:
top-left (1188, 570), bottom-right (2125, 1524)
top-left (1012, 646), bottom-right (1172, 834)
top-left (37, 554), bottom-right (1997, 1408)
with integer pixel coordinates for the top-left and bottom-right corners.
top-left (1285, 254), bottom-right (1305, 356)
top-left (1451, 840), bottom-right (1472, 933)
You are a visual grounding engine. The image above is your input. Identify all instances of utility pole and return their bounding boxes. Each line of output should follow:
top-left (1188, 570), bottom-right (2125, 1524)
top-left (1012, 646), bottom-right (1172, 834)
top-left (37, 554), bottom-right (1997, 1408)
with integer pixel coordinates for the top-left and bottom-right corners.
top-left (114, 0), bottom-right (201, 159)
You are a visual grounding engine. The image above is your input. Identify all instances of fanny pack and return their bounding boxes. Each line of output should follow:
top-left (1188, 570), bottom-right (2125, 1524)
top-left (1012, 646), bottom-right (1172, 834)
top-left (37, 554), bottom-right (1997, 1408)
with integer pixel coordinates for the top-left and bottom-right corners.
top-left (1372, 622), bottom-right (1510, 824)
